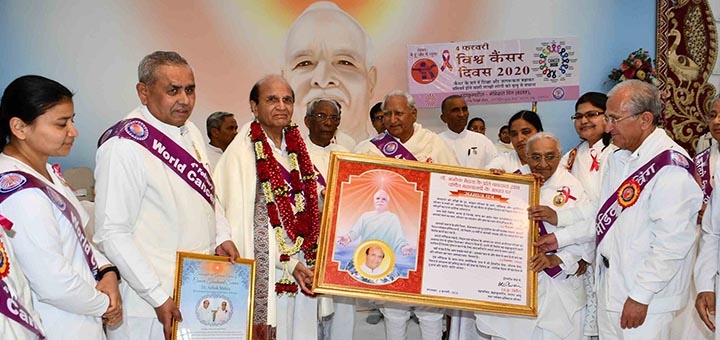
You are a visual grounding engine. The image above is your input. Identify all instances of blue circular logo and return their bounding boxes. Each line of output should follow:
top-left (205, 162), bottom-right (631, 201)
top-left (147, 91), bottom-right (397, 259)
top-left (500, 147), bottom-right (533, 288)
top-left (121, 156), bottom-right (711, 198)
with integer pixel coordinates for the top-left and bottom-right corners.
top-left (552, 87), bottom-right (565, 100)
top-left (383, 141), bottom-right (398, 155)
top-left (0, 173), bottom-right (26, 193)
top-left (124, 121), bottom-right (149, 141)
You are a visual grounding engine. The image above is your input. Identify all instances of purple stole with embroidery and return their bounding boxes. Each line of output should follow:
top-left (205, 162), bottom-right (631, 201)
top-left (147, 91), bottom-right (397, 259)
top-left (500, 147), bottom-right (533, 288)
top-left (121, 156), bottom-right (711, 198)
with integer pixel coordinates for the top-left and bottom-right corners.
top-left (694, 146), bottom-right (712, 204)
top-left (595, 149), bottom-right (694, 246)
top-left (98, 118), bottom-right (215, 207)
top-left (0, 215), bottom-right (45, 338)
top-left (370, 132), bottom-right (418, 160)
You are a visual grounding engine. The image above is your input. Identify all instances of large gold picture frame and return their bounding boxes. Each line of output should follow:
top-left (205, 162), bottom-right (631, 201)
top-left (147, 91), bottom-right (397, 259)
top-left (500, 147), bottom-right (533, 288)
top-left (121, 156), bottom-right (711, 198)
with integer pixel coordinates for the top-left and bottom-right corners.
top-left (313, 152), bottom-right (540, 316)
top-left (172, 252), bottom-right (256, 340)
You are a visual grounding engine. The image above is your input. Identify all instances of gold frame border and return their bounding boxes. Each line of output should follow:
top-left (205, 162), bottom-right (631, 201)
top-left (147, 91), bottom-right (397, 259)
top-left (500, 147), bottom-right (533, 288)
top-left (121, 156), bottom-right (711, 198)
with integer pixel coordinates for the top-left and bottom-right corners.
top-left (172, 251), bottom-right (256, 340)
top-left (313, 152), bottom-right (539, 316)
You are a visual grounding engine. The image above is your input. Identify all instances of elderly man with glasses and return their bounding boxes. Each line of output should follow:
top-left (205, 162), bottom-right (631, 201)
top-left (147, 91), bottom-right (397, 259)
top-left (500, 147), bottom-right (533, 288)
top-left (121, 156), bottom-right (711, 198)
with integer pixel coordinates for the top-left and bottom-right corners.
top-left (536, 80), bottom-right (701, 340)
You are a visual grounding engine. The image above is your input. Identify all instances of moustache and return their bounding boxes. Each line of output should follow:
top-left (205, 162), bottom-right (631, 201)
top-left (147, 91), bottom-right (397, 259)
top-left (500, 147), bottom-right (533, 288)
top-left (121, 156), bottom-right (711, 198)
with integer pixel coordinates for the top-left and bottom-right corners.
top-left (301, 88), bottom-right (350, 108)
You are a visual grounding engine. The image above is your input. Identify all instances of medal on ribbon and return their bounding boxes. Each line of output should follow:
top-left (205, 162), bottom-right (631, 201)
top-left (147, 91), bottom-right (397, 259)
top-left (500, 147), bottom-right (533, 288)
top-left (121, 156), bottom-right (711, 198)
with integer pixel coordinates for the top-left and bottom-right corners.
top-left (0, 239), bottom-right (10, 280)
top-left (617, 179), bottom-right (640, 208)
top-left (553, 186), bottom-right (576, 207)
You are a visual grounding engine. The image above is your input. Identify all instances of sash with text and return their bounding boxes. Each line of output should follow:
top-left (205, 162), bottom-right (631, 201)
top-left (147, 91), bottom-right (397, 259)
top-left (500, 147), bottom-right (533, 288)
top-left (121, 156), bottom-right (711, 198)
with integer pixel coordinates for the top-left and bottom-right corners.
top-left (98, 118), bottom-right (215, 207)
top-left (595, 150), bottom-right (694, 246)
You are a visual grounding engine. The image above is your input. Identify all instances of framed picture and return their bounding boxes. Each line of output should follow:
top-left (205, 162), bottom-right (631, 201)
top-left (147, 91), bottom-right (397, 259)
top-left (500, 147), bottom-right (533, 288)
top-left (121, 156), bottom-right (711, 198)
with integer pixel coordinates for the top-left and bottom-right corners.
top-left (172, 252), bottom-right (255, 340)
top-left (313, 152), bottom-right (540, 316)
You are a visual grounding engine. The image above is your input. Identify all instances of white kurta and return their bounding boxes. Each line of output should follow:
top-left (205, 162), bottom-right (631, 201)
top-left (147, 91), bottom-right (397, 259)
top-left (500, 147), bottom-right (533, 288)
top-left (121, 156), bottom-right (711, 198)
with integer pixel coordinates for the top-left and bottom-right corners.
top-left (207, 143), bottom-right (223, 172)
top-left (304, 138), bottom-right (355, 340)
top-left (333, 130), bottom-right (357, 151)
top-left (475, 167), bottom-right (588, 340)
top-left (438, 129), bottom-right (497, 169)
top-left (694, 145), bottom-right (720, 340)
top-left (0, 155), bottom-right (110, 340)
top-left (596, 129), bottom-right (701, 337)
top-left (353, 123), bottom-right (459, 166)
top-left (0, 226), bottom-right (45, 340)
top-left (94, 107), bottom-right (231, 330)
top-left (214, 121), bottom-right (325, 340)
top-left (486, 150), bottom-right (530, 174)
top-left (494, 141), bottom-right (514, 154)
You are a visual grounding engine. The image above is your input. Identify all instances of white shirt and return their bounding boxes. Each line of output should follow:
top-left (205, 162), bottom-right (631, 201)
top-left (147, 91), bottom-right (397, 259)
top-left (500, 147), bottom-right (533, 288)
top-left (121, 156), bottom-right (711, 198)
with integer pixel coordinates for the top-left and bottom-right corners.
top-left (596, 128), bottom-right (701, 312)
top-left (561, 139), bottom-right (617, 201)
top-left (333, 130), bottom-right (357, 151)
top-left (0, 154), bottom-right (110, 339)
top-left (486, 151), bottom-right (530, 174)
top-left (438, 129), bottom-right (496, 169)
top-left (207, 143), bottom-right (223, 172)
top-left (494, 140), bottom-right (515, 154)
top-left (353, 123), bottom-right (459, 166)
top-left (94, 106), bottom-right (232, 318)
top-left (304, 136), bottom-right (349, 181)
top-left (0, 226), bottom-right (45, 340)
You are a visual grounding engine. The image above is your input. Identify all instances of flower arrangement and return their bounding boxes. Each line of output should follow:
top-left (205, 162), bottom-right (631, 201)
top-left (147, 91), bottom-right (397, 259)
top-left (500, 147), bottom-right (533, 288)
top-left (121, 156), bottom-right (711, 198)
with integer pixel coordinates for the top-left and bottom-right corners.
top-left (608, 48), bottom-right (661, 86)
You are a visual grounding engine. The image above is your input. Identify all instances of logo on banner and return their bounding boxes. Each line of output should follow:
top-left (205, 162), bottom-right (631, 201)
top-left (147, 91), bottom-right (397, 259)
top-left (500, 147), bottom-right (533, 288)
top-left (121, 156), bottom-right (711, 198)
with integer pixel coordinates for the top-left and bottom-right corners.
top-left (46, 188), bottom-right (67, 211)
top-left (411, 58), bottom-right (439, 84)
top-left (440, 50), bottom-right (453, 72)
top-left (124, 120), bottom-right (149, 141)
top-left (537, 41), bottom-right (571, 81)
top-left (552, 87), bottom-right (565, 100)
top-left (0, 173), bottom-right (26, 193)
top-left (383, 141), bottom-right (399, 155)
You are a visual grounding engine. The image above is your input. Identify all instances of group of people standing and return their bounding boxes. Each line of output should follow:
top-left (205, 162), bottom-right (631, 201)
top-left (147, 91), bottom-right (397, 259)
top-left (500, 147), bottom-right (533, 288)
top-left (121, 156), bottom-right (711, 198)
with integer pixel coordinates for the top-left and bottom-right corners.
top-left (0, 49), bottom-right (716, 340)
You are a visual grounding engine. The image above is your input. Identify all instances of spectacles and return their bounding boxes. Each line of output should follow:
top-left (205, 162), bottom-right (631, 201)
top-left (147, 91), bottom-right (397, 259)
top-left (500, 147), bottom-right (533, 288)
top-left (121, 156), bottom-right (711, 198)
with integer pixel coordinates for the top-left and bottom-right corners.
top-left (571, 111), bottom-right (604, 121)
top-left (309, 112), bottom-right (341, 123)
top-left (265, 95), bottom-right (294, 105)
top-left (371, 115), bottom-right (384, 122)
top-left (603, 111), bottom-right (645, 125)
top-left (528, 153), bottom-right (559, 163)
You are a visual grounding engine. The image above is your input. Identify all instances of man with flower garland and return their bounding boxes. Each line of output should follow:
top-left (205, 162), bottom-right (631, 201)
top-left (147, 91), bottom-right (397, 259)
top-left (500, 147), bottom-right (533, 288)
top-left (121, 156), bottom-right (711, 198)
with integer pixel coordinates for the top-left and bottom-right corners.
top-left (353, 89), bottom-right (458, 340)
top-left (214, 75), bottom-right (325, 340)
top-left (94, 51), bottom-right (239, 340)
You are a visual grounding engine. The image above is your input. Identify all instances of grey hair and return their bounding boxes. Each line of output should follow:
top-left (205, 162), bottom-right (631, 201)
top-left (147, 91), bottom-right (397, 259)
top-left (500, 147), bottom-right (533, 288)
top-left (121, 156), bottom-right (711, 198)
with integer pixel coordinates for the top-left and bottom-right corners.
top-left (525, 132), bottom-right (562, 156)
top-left (382, 90), bottom-right (416, 111)
top-left (305, 98), bottom-right (341, 117)
top-left (708, 94), bottom-right (720, 113)
top-left (607, 79), bottom-right (662, 125)
top-left (138, 51), bottom-right (191, 85)
top-left (285, 1), bottom-right (374, 69)
top-left (206, 111), bottom-right (234, 139)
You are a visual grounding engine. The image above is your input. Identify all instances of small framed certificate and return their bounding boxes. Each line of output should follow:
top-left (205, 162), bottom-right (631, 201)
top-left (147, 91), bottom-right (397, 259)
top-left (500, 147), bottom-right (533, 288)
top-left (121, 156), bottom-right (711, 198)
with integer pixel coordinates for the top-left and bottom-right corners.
top-left (313, 152), bottom-right (540, 316)
top-left (172, 252), bottom-right (255, 340)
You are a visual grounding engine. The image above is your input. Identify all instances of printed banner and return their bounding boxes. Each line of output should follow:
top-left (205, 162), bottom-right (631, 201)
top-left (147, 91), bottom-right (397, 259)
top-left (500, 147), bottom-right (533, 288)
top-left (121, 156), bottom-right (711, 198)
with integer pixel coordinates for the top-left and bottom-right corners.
top-left (407, 36), bottom-right (580, 107)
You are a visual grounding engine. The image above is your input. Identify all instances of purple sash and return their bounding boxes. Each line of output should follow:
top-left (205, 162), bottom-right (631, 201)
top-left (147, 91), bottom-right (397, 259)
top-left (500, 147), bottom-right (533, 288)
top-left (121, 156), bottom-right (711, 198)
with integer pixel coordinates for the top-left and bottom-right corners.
top-left (98, 118), bottom-right (215, 206)
top-left (0, 217), bottom-right (45, 338)
top-left (595, 149), bottom-right (694, 246)
top-left (694, 146), bottom-right (712, 204)
top-left (0, 279), bottom-right (44, 338)
top-left (0, 171), bottom-right (99, 280)
top-left (537, 221), bottom-right (562, 278)
top-left (370, 132), bottom-right (418, 161)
